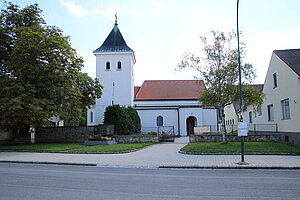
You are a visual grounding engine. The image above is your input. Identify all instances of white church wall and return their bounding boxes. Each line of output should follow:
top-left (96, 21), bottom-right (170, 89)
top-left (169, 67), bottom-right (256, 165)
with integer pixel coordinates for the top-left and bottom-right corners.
top-left (135, 100), bottom-right (217, 136)
top-left (202, 109), bottom-right (218, 127)
top-left (179, 108), bottom-right (203, 136)
top-left (137, 109), bottom-right (179, 135)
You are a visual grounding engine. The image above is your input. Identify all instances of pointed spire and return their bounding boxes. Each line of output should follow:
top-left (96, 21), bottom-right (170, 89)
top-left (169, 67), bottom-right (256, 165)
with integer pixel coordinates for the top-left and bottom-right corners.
top-left (114, 13), bottom-right (118, 26)
top-left (94, 14), bottom-right (133, 53)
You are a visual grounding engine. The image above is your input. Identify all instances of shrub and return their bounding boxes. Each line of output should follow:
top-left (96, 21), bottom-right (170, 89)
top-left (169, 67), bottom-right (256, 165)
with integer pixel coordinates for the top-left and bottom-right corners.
top-left (103, 105), bottom-right (141, 135)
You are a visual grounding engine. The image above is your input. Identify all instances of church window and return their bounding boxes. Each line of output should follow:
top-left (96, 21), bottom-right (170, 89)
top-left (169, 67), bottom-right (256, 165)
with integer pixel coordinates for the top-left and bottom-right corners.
top-left (90, 111), bottom-right (93, 123)
top-left (117, 61), bottom-right (122, 70)
top-left (106, 62), bottom-right (110, 70)
top-left (157, 116), bottom-right (163, 126)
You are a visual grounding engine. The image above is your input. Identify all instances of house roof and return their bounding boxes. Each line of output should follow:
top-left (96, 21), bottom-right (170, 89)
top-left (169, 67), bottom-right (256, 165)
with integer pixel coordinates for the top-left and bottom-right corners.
top-left (134, 80), bottom-right (206, 101)
top-left (233, 84), bottom-right (264, 113)
top-left (94, 23), bottom-right (133, 53)
top-left (273, 49), bottom-right (300, 76)
top-left (251, 84), bottom-right (264, 92)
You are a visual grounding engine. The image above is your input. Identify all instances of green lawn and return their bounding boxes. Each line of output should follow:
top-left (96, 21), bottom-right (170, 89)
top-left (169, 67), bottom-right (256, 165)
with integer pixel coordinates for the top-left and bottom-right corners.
top-left (180, 142), bottom-right (300, 154)
top-left (72, 142), bottom-right (154, 153)
top-left (0, 142), bottom-right (154, 153)
top-left (0, 143), bottom-right (83, 152)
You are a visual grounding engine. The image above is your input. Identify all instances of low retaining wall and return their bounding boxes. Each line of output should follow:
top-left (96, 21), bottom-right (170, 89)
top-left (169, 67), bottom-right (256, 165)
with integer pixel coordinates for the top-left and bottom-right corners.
top-left (114, 135), bottom-right (159, 143)
top-left (279, 132), bottom-right (300, 146)
top-left (35, 125), bottom-right (114, 143)
top-left (35, 126), bottom-right (94, 143)
top-left (190, 134), bottom-right (280, 143)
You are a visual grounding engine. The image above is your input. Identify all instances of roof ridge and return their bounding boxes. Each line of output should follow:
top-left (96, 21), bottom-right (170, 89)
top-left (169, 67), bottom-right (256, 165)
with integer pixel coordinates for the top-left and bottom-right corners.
top-left (273, 49), bottom-right (300, 76)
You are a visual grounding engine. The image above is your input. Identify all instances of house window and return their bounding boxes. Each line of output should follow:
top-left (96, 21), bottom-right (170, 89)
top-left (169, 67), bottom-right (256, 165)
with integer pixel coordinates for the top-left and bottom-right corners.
top-left (117, 61), bottom-right (122, 70)
top-left (273, 73), bottom-right (277, 88)
top-left (156, 116), bottom-right (163, 126)
top-left (106, 62), bottom-right (110, 70)
top-left (281, 98), bottom-right (290, 120)
top-left (249, 112), bottom-right (253, 124)
top-left (267, 104), bottom-right (274, 121)
top-left (90, 111), bottom-right (93, 123)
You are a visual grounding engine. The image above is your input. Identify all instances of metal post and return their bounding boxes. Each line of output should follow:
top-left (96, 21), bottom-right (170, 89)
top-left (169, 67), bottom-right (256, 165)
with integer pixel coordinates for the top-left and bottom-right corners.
top-left (237, 0), bottom-right (245, 163)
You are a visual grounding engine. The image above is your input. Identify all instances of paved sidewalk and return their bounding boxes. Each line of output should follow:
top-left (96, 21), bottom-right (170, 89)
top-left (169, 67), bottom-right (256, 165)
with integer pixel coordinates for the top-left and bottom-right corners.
top-left (1, 143), bottom-right (300, 169)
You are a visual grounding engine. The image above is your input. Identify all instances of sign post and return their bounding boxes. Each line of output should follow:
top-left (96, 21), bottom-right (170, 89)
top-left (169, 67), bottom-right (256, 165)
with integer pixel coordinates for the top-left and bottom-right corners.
top-left (237, 0), bottom-right (248, 165)
top-left (238, 122), bottom-right (248, 163)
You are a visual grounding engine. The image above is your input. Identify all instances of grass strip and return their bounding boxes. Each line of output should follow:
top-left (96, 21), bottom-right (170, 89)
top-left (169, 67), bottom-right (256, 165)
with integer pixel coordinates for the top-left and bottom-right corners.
top-left (72, 142), bottom-right (154, 153)
top-left (180, 142), bottom-right (300, 154)
top-left (0, 143), bottom-right (84, 152)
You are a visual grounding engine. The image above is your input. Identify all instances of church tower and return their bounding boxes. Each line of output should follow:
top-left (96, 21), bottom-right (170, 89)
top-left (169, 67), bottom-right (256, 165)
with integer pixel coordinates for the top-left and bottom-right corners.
top-left (87, 18), bottom-right (136, 125)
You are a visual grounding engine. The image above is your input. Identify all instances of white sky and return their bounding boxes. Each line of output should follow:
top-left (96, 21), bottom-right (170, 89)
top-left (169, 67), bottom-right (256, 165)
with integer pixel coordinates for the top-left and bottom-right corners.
top-left (4, 0), bottom-right (300, 86)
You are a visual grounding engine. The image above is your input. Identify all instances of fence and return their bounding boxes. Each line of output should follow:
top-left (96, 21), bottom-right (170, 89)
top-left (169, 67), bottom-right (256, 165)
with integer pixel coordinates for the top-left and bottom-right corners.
top-left (140, 126), bottom-right (175, 136)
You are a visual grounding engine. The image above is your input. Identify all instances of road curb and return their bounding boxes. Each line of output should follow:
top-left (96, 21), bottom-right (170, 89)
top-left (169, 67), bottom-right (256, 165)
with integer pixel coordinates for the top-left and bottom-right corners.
top-left (2, 160), bottom-right (300, 170)
top-left (159, 165), bottom-right (300, 170)
top-left (178, 151), bottom-right (300, 156)
top-left (0, 160), bottom-right (97, 166)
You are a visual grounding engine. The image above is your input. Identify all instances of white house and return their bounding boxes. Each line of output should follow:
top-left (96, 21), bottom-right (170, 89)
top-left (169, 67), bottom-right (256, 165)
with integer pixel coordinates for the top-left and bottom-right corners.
top-left (238, 49), bottom-right (300, 145)
top-left (224, 84), bottom-right (264, 133)
top-left (87, 20), bottom-right (218, 136)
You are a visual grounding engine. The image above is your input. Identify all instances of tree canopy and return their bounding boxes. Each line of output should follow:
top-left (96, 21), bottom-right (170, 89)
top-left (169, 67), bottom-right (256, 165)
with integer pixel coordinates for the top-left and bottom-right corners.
top-left (178, 30), bottom-right (264, 134)
top-left (0, 2), bottom-right (102, 129)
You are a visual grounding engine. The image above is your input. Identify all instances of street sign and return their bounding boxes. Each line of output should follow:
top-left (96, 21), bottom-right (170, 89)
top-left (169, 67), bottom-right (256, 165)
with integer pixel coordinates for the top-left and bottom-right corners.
top-left (238, 122), bottom-right (248, 136)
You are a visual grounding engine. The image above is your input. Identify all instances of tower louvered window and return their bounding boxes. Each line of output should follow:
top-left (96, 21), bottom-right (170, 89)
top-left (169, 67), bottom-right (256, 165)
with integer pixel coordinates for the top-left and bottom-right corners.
top-left (106, 62), bottom-right (110, 70)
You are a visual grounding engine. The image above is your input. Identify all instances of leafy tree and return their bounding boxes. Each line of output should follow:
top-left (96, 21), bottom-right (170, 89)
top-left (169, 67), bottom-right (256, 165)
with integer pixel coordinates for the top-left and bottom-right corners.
top-left (0, 2), bottom-right (102, 137)
top-left (178, 30), bottom-right (264, 141)
top-left (103, 105), bottom-right (141, 135)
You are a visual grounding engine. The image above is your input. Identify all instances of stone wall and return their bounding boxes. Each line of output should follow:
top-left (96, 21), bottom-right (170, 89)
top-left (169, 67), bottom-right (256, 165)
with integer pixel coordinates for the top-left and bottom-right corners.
top-left (190, 134), bottom-right (280, 143)
top-left (94, 125), bottom-right (114, 136)
top-left (114, 135), bottom-right (159, 143)
top-left (35, 125), bottom-right (114, 143)
top-left (0, 129), bottom-right (14, 144)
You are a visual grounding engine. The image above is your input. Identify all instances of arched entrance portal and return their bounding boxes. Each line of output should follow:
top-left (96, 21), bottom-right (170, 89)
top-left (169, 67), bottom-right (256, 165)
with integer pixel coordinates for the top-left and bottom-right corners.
top-left (186, 116), bottom-right (197, 136)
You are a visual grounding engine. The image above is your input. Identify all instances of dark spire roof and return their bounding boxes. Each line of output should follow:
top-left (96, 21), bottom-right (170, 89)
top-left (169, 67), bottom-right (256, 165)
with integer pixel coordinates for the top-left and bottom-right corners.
top-left (273, 49), bottom-right (300, 76)
top-left (94, 22), bottom-right (133, 53)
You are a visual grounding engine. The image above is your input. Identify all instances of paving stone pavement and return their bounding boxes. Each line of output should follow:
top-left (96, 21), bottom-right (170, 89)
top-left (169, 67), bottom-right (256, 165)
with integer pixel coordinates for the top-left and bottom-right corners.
top-left (1, 143), bottom-right (300, 169)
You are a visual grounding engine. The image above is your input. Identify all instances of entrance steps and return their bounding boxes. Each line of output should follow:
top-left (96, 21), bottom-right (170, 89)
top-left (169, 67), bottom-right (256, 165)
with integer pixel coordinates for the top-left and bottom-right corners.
top-left (175, 136), bottom-right (189, 144)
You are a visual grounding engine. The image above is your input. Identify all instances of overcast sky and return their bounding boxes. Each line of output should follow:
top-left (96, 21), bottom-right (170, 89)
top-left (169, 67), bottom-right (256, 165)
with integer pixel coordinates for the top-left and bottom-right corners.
top-left (4, 0), bottom-right (300, 86)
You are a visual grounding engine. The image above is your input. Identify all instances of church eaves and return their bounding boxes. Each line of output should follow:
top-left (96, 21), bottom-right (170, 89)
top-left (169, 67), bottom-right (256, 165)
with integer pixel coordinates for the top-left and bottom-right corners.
top-left (93, 22), bottom-right (133, 53)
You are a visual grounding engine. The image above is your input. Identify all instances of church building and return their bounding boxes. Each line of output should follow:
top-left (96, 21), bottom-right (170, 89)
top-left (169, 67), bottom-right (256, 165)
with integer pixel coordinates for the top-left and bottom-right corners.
top-left (87, 20), bottom-right (218, 136)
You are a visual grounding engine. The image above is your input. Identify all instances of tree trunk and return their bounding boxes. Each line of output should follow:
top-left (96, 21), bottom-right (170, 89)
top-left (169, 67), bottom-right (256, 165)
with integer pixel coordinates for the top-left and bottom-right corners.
top-left (220, 107), bottom-right (228, 144)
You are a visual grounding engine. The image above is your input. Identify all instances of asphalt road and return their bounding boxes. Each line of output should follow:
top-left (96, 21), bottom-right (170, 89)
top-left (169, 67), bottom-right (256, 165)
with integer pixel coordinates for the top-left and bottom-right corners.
top-left (0, 163), bottom-right (299, 200)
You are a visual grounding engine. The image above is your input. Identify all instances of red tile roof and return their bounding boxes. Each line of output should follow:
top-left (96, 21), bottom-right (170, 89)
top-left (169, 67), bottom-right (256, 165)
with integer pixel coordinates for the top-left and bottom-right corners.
top-left (134, 80), bottom-right (206, 100)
